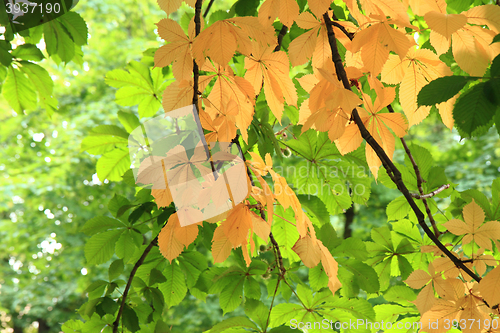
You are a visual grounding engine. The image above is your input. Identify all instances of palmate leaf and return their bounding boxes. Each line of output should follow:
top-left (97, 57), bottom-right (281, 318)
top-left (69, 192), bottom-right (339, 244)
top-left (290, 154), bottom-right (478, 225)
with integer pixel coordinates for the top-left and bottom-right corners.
top-left (272, 205), bottom-right (300, 261)
top-left (105, 61), bottom-right (166, 118)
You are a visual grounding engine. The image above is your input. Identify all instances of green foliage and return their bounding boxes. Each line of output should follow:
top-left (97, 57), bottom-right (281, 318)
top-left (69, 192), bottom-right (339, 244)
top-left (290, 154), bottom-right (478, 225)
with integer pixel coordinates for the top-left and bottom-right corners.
top-left (3, 0), bottom-right (500, 333)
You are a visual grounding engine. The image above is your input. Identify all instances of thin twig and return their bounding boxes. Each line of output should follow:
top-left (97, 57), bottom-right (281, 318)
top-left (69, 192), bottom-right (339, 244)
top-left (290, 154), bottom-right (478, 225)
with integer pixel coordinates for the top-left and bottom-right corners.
top-left (410, 184), bottom-right (450, 199)
top-left (112, 237), bottom-right (158, 333)
top-left (322, 12), bottom-right (483, 285)
top-left (398, 133), bottom-right (441, 236)
top-left (263, 274), bottom-right (281, 333)
top-left (203, 0), bottom-right (215, 18)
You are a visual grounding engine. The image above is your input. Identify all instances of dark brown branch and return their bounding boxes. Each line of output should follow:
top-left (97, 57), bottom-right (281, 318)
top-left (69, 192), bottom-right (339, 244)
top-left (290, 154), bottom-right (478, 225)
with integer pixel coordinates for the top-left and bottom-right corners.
top-left (410, 184), bottom-right (450, 199)
top-left (192, 0), bottom-right (203, 107)
top-left (263, 273), bottom-right (281, 333)
top-left (113, 237), bottom-right (157, 333)
top-left (334, 15), bottom-right (444, 238)
top-left (322, 12), bottom-right (482, 284)
top-left (343, 205), bottom-right (355, 238)
top-left (388, 104), bottom-right (441, 237)
top-left (203, 0), bottom-right (215, 18)
top-left (274, 25), bottom-right (288, 52)
top-left (330, 11), bottom-right (354, 41)
top-left (401, 137), bottom-right (440, 236)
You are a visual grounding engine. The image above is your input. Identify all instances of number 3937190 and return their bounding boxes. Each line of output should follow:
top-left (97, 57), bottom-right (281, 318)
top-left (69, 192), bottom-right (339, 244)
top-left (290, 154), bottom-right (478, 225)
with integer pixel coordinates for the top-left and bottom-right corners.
top-left (5, 1), bottom-right (61, 14)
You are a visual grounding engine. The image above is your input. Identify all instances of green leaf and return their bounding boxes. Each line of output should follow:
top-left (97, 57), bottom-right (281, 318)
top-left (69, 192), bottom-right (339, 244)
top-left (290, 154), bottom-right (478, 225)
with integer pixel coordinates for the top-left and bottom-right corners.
top-left (338, 259), bottom-right (380, 293)
top-left (234, 0), bottom-right (259, 16)
top-left (309, 263), bottom-right (329, 291)
top-left (207, 316), bottom-right (259, 333)
top-left (2, 66), bottom-right (37, 113)
top-left (108, 194), bottom-right (131, 217)
top-left (383, 285), bottom-right (416, 305)
top-left (118, 111), bottom-right (141, 133)
top-left (244, 299), bottom-right (269, 329)
top-left (453, 82), bottom-right (498, 136)
top-left (81, 313), bottom-right (108, 333)
top-left (337, 267), bottom-right (358, 298)
top-left (375, 304), bottom-right (416, 322)
top-left (426, 167), bottom-right (448, 193)
top-left (122, 305), bottom-right (140, 332)
top-left (491, 55), bottom-right (500, 77)
top-left (115, 230), bottom-right (138, 263)
top-left (91, 125), bottom-right (130, 138)
top-left (417, 76), bottom-right (474, 106)
top-left (403, 144), bottom-right (433, 179)
top-left (62, 319), bottom-right (84, 332)
top-left (85, 280), bottom-right (108, 300)
top-left (159, 261), bottom-right (187, 308)
top-left (11, 44), bottom-right (45, 61)
top-left (209, 10), bottom-right (230, 25)
top-left (57, 11), bottom-right (88, 46)
top-left (149, 268), bottom-right (167, 286)
top-left (178, 252), bottom-right (205, 288)
top-left (272, 206), bottom-right (300, 261)
top-left (322, 295), bottom-right (376, 321)
top-left (386, 196), bottom-right (410, 221)
top-left (17, 61), bottom-right (57, 115)
top-left (0, 47), bottom-right (12, 66)
top-left (270, 303), bottom-right (305, 327)
top-left (492, 33), bottom-right (500, 44)
top-left (492, 178), bottom-right (500, 220)
top-left (296, 284), bottom-right (314, 309)
top-left (335, 238), bottom-right (368, 261)
top-left (461, 189), bottom-right (492, 219)
top-left (96, 148), bottom-right (131, 182)
top-left (108, 259), bottom-right (124, 281)
top-left (219, 276), bottom-right (245, 314)
top-left (371, 226), bottom-right (393, 251)
top-left (43, 20), bottom-right (75, 63)
top-left (298, 194), bottom-right (330, 226)
top-left (244, 277), bottom-right (261, 300)
top-left (81, 216), bottom-right (127, 235)
top-left (105, 61), bottom-right (163, 118)
top-left (81, 135), bottom-right (128, 155)
top-left (85, 229), bottom-right (124, 265)
top-left (316, 223), bottom-right (341, 252)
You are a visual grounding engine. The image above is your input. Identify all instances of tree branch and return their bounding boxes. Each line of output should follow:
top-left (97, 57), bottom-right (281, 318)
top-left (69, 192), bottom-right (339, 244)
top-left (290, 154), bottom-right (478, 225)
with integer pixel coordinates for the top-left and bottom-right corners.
top-left (410, 184), bottom-right (450, 199)
top-left (322, 12), bottom-right (482, 284)
top-left (203, 0), bottom-right (215, 18)
top-left (113, 237), bottom-right (158, 333)
top-left (274, 24), bottom-right (288, 52)
top-left (387, 105), bottom-right (441, 236)
top-left (192, 0), bottom-right (203, 107)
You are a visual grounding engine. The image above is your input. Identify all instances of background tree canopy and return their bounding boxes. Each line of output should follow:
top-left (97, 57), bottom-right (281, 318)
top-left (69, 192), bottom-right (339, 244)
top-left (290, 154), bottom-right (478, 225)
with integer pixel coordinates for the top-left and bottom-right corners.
top-left (0, 0), bottom-right (500, 332)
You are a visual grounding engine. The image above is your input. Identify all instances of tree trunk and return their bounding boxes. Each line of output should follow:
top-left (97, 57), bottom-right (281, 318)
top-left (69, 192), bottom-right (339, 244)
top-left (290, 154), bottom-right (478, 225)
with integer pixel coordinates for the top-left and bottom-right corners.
top-left (37, 318), bottom-right (50, 333)
top-left (343, 204), bottom-right (355, 239)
